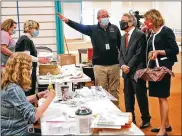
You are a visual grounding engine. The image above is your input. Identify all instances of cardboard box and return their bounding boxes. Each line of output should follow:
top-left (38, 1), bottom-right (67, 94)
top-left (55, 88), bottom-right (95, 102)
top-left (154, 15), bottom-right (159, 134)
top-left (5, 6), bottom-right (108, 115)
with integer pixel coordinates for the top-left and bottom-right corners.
top-left (58, 54), bottom-right (76, 66)
top-left (39, 64), bottom-right (59, 75)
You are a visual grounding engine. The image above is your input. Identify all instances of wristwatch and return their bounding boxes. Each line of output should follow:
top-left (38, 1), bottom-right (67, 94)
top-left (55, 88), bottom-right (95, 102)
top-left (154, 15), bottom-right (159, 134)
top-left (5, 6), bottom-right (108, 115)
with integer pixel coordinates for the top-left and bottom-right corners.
top-left (35, 93), bottom-right (39, 100)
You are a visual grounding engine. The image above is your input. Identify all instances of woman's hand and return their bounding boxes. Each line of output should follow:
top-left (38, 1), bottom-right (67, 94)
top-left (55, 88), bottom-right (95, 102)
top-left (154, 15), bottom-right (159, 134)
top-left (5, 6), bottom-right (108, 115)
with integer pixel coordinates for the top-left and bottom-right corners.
top-left (38, 90), bottom-right (48, 99)
top-left (38, 57), bottom-right (50, 64)
top-left (148, 50), bottom-right (159, 60)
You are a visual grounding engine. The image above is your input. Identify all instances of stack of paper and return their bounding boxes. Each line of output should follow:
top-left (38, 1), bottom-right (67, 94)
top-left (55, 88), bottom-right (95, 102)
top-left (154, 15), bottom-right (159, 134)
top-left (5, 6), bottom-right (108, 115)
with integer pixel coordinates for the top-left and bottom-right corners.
top-left (44, 108), bottom-right (76, 135)
top-left (73, 86), bottom-right (118, 101)
top-left (45, 121), bottom-right (76, 135)
top-left (91, 112), bottom-right (132, 131)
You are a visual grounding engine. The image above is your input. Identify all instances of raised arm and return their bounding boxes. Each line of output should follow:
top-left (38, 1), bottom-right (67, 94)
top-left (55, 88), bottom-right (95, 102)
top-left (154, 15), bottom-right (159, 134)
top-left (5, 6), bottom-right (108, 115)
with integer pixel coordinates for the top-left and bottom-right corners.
top-left (57, 13), bottom-right (92, 36)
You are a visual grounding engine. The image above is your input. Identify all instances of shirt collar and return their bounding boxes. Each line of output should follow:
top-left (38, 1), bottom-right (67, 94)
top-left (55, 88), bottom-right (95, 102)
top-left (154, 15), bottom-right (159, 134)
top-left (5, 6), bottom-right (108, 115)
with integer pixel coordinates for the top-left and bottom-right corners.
top-left (128, 27), bottom-right (135, 35)
top-left (23, 33), bottom-right (32, 39)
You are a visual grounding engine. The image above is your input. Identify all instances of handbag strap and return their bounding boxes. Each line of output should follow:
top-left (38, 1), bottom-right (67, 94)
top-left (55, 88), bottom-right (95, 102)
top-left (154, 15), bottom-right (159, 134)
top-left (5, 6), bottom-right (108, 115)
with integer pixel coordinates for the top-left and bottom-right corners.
top-left (147, 58), bottom-right (151, 69)
top-left (152, 26), bottom-right (165, 68)
top-left (152, 34), bottom-right (160, 67)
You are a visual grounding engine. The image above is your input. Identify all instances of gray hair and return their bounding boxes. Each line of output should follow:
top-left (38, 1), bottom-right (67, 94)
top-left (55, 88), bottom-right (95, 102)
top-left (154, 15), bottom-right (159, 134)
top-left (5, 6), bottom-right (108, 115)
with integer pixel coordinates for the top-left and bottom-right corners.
top-left (97, 9), bottom-right (109, 18)
top-left (123, 13), bottom-right (137, 27)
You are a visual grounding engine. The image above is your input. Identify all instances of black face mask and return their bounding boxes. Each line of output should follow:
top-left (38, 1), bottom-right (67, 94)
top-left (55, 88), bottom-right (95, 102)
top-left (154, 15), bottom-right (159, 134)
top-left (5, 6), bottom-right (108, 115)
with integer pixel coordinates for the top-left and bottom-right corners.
top-left (119, 21), bottom-right (129, 30)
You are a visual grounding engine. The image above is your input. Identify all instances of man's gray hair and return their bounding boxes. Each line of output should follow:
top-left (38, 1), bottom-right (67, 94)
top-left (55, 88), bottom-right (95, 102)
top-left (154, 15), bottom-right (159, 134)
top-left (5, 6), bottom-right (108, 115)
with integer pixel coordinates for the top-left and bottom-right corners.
top-left (97, 9), bottom-right (109, 18)
top-left (123, 13), bottom-right (137, 27)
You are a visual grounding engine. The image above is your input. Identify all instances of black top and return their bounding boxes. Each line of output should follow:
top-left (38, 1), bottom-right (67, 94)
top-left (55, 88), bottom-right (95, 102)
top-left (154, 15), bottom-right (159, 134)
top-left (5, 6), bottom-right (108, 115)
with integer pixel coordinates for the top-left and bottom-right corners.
top-left (67, 20), bottom-right (121, 66)
top-left (147, 26), bottom-right (179, 68)
top-left (15, 35), bottom-right (37, 68)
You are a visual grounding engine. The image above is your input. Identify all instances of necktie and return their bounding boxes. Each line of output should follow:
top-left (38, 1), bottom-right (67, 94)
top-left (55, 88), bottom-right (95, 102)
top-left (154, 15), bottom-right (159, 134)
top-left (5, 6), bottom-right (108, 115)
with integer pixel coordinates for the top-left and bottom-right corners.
top-left (125, 33), bottom-right (129, 48)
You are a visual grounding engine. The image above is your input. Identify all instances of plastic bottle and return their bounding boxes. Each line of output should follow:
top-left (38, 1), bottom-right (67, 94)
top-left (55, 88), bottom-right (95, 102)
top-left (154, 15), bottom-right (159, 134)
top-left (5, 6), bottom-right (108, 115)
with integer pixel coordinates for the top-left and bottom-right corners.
top-left (48, 79), bottom-right (53, 91)
top-left (75, 107), bottom-right (93, 135)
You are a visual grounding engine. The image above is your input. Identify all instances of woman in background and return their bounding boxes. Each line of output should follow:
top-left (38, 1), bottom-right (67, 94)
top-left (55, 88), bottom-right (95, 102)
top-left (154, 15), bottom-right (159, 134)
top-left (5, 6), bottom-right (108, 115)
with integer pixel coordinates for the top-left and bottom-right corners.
top-left (1, 19), bottom-right (17, 69)
top-left (144, 9), bottom-right (179, 136)
top-left (15, 20), bottom-right (49, 96)
top-left (1, 52), bottom-right (55, 136)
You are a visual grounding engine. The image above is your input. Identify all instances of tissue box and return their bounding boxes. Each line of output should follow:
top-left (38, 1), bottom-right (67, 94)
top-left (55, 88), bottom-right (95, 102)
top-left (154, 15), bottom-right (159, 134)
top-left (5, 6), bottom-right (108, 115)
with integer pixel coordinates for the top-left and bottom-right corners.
top-left (58, 54), bottom-right (76, 66)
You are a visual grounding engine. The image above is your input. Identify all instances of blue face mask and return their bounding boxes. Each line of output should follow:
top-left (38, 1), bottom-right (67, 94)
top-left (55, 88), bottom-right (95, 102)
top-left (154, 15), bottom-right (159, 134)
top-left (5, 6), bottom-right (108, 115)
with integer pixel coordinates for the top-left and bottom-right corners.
top-left (12, 29), bottom-right (16, 34)
top-left (100, 18), bottom-right (109, 27)
top-left (32, 30), bottom-right (39, 37)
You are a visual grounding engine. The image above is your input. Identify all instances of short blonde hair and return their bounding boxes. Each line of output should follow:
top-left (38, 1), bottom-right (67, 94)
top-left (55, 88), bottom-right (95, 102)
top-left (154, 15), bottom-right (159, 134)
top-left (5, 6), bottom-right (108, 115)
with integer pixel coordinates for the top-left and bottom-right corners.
top-left (1, 52), bottom-right (32, 91)
top-left (1, 19), bottom-right (17, 32)
top-left (23, 20), bottom-right (39, 33)
top-left (123, 13), bottom-right (137, 26)
top-left (144, 9), bottom-right (164, 28)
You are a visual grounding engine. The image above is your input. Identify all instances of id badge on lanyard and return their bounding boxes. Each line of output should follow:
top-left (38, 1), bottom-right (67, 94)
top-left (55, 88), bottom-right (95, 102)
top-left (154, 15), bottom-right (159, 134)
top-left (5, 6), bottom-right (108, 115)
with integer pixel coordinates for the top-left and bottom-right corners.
top-left (105, 43), bottom-right (110, 50)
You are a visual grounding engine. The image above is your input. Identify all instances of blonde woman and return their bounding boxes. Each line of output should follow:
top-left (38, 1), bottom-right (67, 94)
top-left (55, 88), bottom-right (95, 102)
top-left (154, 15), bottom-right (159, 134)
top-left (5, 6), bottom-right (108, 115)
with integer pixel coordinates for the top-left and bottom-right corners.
top-left (15, 20), bottom-right (49, 96)
top-left (144, 9), bottom-right (179, 136)
top-left (1, 52), bottom-right (55, 135)
top-left (1, 19), bottom-right (17, 68)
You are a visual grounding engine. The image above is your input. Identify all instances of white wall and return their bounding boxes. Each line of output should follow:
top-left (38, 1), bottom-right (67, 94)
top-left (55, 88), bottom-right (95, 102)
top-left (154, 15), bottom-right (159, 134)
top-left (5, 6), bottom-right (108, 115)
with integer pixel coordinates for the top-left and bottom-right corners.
top-left (81, 1), bottom-right (153, 37)
top-left (81, 1), bottom-right (181, 37)
top-left (153, 1), bottom-right (181, 30)
top-left (1, 1), bottom-right (181, 45)
top-left (1, 1), bottom-right (57, 52)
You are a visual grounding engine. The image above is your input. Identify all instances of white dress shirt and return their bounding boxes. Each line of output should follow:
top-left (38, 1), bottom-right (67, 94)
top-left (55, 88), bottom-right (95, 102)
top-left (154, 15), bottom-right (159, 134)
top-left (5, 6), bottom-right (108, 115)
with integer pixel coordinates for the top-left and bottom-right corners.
top-left (121, 27), bottom-right (135, 69)
top-left (127, 26), bottom-right (135, 43)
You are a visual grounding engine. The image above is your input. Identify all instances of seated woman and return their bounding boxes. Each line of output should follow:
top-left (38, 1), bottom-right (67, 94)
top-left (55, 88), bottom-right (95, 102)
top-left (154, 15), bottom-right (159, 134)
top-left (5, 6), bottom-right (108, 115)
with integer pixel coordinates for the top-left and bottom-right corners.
top-left (1, 52), bottom-right (55, 136)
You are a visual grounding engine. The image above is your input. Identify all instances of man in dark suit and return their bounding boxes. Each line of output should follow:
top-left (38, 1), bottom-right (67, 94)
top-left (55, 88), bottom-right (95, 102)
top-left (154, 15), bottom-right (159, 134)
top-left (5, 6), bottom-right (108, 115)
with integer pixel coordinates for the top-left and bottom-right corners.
top-left (119, 13), bottom-right (151, 128)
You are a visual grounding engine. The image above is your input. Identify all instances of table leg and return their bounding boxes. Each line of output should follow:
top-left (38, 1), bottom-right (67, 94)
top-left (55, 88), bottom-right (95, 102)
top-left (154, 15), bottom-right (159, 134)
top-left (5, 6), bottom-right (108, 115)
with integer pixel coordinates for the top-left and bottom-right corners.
top-left (79, 52), bottom-right (82, 63)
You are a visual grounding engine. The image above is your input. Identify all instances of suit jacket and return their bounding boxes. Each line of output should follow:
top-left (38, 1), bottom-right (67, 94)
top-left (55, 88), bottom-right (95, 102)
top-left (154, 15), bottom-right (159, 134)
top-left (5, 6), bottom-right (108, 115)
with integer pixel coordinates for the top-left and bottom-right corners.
top-left (147, 26), bottom-right (179, 69)
top-left (119, 28), bottom-right (147, 79)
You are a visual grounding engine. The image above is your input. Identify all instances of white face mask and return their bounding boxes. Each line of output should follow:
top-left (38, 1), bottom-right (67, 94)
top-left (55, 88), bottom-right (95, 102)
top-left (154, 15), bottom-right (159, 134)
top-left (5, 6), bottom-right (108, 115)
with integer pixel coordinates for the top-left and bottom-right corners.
top-left (100, 17), bottom-right (109, 26)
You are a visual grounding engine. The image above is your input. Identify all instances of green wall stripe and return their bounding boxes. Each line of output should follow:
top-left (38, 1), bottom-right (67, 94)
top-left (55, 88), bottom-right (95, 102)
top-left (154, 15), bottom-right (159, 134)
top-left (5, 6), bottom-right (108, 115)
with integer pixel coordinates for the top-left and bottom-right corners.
top-left (54, 1), bottom-right (64, 54)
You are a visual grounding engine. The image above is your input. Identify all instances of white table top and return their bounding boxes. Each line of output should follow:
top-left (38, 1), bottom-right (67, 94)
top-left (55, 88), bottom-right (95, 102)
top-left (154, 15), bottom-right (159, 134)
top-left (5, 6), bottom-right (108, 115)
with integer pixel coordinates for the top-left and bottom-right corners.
top-left (37, 73), bottom-right (91, 85)
top-left (38, 98), bottom-right (144, 135)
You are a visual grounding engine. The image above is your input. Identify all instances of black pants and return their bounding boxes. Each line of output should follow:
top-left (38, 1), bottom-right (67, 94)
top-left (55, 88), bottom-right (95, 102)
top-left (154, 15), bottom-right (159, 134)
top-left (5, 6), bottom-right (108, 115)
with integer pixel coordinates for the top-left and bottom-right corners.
top-left (25, 67), bottom-right (37, 96)
top-left (123, 77), bottom-right (151, 122)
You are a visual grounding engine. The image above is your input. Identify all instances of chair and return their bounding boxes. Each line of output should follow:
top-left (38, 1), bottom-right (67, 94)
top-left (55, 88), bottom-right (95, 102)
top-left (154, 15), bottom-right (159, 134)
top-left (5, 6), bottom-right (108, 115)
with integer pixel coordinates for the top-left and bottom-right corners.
top-left (36, 46), bottom-right (52, 53)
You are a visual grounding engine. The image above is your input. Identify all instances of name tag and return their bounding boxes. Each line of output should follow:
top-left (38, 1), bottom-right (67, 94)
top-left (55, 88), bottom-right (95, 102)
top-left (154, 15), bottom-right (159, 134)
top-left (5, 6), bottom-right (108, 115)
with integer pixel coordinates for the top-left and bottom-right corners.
top-left (160, 57), bottom-right (168, 60)
top-left (105, 44), bottom-right (110, 50)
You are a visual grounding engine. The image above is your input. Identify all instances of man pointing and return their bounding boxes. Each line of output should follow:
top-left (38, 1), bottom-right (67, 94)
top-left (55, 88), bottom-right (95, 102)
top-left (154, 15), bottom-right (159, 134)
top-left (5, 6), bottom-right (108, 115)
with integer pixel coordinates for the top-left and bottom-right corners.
top-left (57, 9), bottom-right (121, 107)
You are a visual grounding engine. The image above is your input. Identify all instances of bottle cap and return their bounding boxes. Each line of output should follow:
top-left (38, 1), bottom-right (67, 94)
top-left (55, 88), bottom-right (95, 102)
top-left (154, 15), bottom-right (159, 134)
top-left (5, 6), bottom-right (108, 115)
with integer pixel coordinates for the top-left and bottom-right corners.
top-left (75, 107), bottom-right (92, 116)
